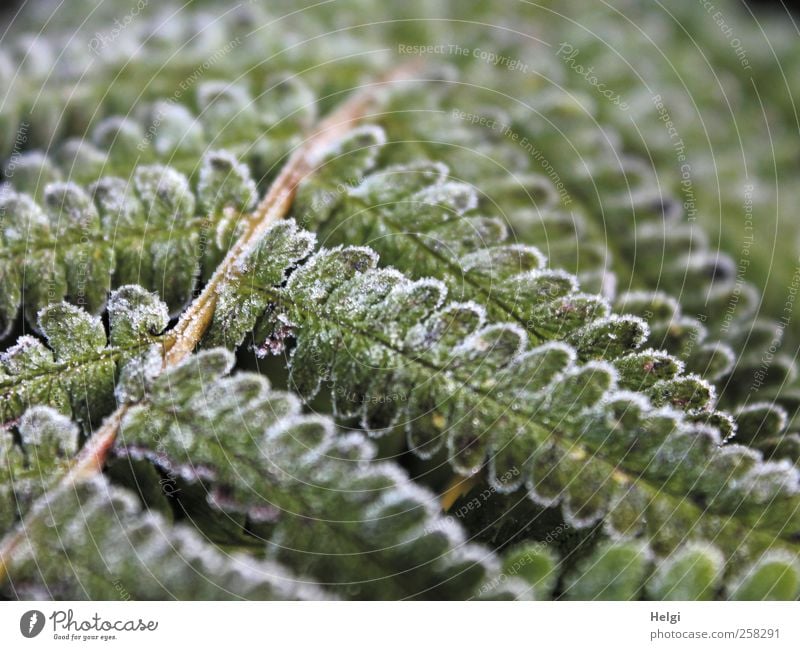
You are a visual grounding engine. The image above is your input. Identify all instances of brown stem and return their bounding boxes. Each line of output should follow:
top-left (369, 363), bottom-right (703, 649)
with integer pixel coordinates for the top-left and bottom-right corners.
top-left (164, 63), bottom-right (418, 366)
top-left (0, 63), bottom-right (420, 582)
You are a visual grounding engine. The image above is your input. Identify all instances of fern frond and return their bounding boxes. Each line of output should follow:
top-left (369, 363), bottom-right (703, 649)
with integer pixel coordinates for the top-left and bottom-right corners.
top-left (294, 126), bottom-right (650, 361)
top-left (0, 286), bottom-right (167, 428)
top-left (43, 78), bottom-right (315, 185)
top-left (0, 407), bottom-right (78, 533)
top-left (109, 347), bottom-right (518, 600)
top-left (367, 70), bottom-right (800, 465)
top-left (3, 471), bottom-right (324, 600)
top-left (1, 0), bottom-right (798, 604)
top-left (203, 221), bottom-right (800, 575)
top-left (0, 150), bottom-right (256, 333)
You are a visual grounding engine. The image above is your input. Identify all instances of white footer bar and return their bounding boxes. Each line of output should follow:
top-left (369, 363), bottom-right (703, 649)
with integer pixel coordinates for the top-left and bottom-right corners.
top-left (2, 601), bottom-right (797, 648)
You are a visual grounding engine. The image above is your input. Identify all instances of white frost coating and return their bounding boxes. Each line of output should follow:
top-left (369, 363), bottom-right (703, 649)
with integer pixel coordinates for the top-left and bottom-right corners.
top-left (459, 243), bottom-right (547, 275)
top-left (198, 149), bottom-right (258, 212)
top-left (680, 372), bottom-right (717, 404)
top-left (619, 348), bottom-right (687, 376)
top-left (35, 300), bottom-right (82, 325)
top-left (355, 266), bottom-right (408, 294)
top-left (446, 430), bottom-right (485, 478)
top-left (618, 314), bottom-right (650, 346)
top-left (285, 244), bottom-right (379, 292)
top-left (90, 176), bottom-right (142, 229)
top-left (92, 116), bottom-right (141, 146)
top-left (363, 477), bottom-right (438, 525)
top-left (669, 371), bottom-right (717, 406)
top-left (714, 411), bottom-right (738, 442)
top-left (544, 360), bottom-right (619, 406)
top-left (572, 314), bottom-right (650, 350)
top-left (648, 542), bottom-right (724, 598)
top-left (309, 123), bottom-right (386, 168)
top-left (438, 300), bottom-right (487, 327)
top-left (190, 374), bottom-right (273, 420)
top-left (167, 420), bottom-right (195, 453)
top-left (149, 102), bottom-right (199, 156)
top-left (0, 189), bottom-right (49, 238)
top-left (217, 552), bottom-right (327, 601)
top-left (526, 470), bottom-right (562, 509)
top-left (615, 289), bottom-right (681, 319)
top-left (355, 461), bottom-right (432, 515)
top-left (566, 291), bottom-right (612, 319)
top-left (711, 282), bottom-right (760, 321)
top-left (267, 389), bottom-right (303, 422)
top-left (114, 345), bottom-right (163, 404)
top-left (169, 347), bottom-right (236, 378)
top-left (214, 210), bottom-right (236, 251)
top-left (404, 421), bottom-right (445, 461)
top-left (348, 160), bottom-right (450, 201)
top-left (18, 405), bottom-right (79, 454)
top-left (666, 424), bottom-right (723, 456)
top-left (393, 277), bottom-right (448, 311)
top-left (404, 299), bottom-right (488, 353)
top-left (195, 81), bottom-right (251, 111)
top-left (1, 336), bottom-right (51, 375)
top-left (133, 163), bottom-right (195, 219)
top-left (712, 442), bottom-right (761, 462)
top-left (522, 267), bottom-right (580, 294)
top-left (600, 389), bottom-right (653, 413)
top-left (264, 413), bottom-right (335, 462)
top-left (578, 268), bottom-right (617, 302)
top-left (446, 542), bottom-right (501, 576)
top-left (360, 409), bottom-right (402, 440)
top-left (107, 285), bottom-right (170, 336)
top-left (729, 550), bottom-right (800, 598)
top-left (43, 182), bottom-right (97, 224)
top-left (454, 322), bottom-right (529, 364)
top-left (411, 181), bottom-right (478, 215)
top-left (2, 150), bottom-right (49, 177)
top-left (603, 496), bottom-right (651, 542)
top-left (735, 401), bottom-right (789, 431)
top-left (233, 219), bottom-right (315, 275)
top-left (330, 431), bottom-right (377, 462)
top-left (486, 453), bottom-right (526, 494)
top-left (562, 498), bottom-right (605, 530)
top-left (419, 513), bottom-right (467, 547)
top-left (684, 251), bottom-right (736, 281)
top-left (698, 341), bottom-right (736, 379)
top-left (514, 172), bottom-right (561, 209)
top-left (516, 340), bottom-right (577, 366)
top-left (649, 404), bottom-right (688, 422)
top-left (739, 458), bottom-right (800, 499)
top-left (37, 301), bottom-right (105, 354)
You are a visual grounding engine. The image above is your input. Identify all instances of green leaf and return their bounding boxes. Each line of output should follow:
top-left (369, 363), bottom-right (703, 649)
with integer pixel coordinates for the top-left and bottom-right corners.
top-left (647, 544), bottom-right (724, 600)
top-left (112, 349), bottom-right (510, 600)
top-left (0, 286), bottom-right (167, 428)
top-left (4, 476), bottom-right (324, 600)
top-left (563, 541), bottom-right (650, 600)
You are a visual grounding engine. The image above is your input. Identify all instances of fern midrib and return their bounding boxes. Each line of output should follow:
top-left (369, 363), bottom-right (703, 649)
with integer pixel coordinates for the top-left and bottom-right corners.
top-left (0, 63), bottom-right (419, 585)
top-left (241, 282), bottom-right (796, 547)
top-left (0, 343), bottom-right (141, 391)
top-left (0, 216), bottom-right (223, 262)
top-left (392, 122), bottom-right (672, 308)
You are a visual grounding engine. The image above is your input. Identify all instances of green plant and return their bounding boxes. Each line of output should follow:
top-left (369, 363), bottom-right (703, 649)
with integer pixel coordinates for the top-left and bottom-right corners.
top-left (0, 0), bottom-right (798, 601)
